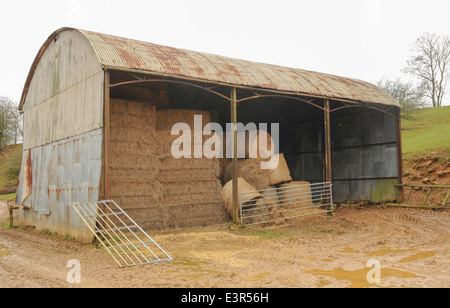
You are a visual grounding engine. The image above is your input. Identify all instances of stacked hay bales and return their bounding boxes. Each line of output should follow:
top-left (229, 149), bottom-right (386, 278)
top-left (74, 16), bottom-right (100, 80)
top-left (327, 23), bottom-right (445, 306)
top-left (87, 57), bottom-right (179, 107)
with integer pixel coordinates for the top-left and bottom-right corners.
top-left (109, 99), bottom-right (228, 230)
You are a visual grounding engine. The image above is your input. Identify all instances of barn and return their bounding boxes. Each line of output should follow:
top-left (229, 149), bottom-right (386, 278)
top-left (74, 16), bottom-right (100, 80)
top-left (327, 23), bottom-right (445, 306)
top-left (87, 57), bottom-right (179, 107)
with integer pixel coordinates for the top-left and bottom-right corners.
top-left (16, 27), bottom-right (402, 241)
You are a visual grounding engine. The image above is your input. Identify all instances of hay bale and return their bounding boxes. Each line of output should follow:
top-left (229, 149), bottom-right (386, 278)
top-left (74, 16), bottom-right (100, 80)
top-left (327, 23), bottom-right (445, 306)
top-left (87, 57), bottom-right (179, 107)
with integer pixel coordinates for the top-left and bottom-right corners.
top-left (155, 130), bottom-right (222, 158)
top-left (223, 130), bottom-right (274, 160)
top-left (267, 153), bottom-right (292, 186)
top-left (277, 181), bottom-right (312, 210)
top-left (110, 99), bottom-right (156, 129)
top-left (221, 178), bottom-right (262, 219)
top-left (261, 186), bottom-right (281, 207)
top-left (223, 159), bottom-right (270, 191)
top-left (110, 83), bottom-right (170, 109)
top-left (161, 180), bottom-right (223, 205)
top-left (110, 153), bottom-right (159, 170)
top-left (155, 109), bottom-right (219, 131)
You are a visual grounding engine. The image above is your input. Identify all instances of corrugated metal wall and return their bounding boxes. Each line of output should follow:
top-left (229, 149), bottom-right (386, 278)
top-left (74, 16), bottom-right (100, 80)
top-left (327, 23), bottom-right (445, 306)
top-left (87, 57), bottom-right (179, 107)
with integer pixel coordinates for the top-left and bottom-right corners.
top-left (331, 110), bottom-right (398, 202)
top-left (17, 29), bottom-right (104, 241)
top-left (22, 29), bottom-right (103, 150)
top-left (280, 107), bottom-right (398, 203)
top-left (17, 129), bottom-right (103, 241)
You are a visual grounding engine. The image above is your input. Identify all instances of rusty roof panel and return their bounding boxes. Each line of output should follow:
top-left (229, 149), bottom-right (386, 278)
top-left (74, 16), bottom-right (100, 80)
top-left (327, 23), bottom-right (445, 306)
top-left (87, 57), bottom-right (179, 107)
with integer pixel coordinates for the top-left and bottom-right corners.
top-left (21, 28), bottom-right (400, 109)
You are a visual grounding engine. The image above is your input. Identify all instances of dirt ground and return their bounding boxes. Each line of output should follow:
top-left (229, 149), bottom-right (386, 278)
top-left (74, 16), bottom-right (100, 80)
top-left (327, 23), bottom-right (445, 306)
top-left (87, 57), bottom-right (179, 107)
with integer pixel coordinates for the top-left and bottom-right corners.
top-left (0, 206), bottom-right (449, 288)
top-left (0, 201), bottom-right (8, 222)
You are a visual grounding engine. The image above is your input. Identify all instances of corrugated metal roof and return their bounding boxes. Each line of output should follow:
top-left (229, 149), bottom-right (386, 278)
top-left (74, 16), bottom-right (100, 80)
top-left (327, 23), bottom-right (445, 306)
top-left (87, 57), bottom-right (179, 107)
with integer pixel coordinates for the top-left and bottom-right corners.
top-left (20, 27), bottom-right (399, 110)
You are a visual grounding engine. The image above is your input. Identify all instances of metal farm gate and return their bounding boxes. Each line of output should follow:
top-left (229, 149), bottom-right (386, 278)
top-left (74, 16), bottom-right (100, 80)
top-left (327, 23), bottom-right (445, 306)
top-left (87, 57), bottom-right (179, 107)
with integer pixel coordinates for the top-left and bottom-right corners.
top-left (239, 182), bottom-right (333, 226)
top-left (72, 200), bottom-right (172, 267)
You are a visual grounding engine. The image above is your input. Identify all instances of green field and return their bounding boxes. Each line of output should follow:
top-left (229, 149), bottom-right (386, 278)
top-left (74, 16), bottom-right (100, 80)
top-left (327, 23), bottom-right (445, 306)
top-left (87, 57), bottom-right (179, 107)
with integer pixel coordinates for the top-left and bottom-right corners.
top-left (401, 105), bottom-right (450, 159)
top-left (0, 144), bottom-right (22, 201)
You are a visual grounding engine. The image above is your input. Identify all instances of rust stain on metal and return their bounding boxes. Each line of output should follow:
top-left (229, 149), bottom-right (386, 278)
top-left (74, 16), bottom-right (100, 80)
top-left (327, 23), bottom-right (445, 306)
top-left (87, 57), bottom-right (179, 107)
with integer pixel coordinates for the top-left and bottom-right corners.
top-left (19, 27), bottom-right (400, 111)
top-left (25, 149), bottom-right (33, 193)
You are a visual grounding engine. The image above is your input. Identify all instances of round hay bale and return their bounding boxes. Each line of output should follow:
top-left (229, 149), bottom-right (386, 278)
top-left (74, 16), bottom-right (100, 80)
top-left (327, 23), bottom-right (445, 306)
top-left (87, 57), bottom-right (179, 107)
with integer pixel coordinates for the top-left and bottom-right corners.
top-left (223, 159), bottom-right (270, 191)
top-left (235, 130), bottom-right (274, 159)
top-left (222, 130), bottom-right (274, 159)
top-left (221, 178), bottom-right (262, 219)
top-left (277, 181), bottom-right (312, 209)
top-left (261, 185), bottom-right (280, 207)
top-left (267, 153), bottom-right (292, 186)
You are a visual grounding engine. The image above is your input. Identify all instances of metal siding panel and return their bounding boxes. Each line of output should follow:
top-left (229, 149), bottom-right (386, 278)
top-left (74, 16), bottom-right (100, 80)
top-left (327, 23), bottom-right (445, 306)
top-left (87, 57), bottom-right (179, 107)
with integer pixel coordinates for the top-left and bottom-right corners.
top-left (333, 179), bottom-right (397, 203)
top-left (17, 129), bottom-right (103, 241)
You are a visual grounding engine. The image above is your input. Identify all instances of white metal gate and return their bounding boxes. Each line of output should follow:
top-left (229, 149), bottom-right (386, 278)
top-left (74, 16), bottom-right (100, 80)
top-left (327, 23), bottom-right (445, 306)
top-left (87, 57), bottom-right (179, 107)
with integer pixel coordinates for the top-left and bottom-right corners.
top-left (240, 182), bottom-right (333, 226)
top-left (72, 200), bottom-right (173, 267)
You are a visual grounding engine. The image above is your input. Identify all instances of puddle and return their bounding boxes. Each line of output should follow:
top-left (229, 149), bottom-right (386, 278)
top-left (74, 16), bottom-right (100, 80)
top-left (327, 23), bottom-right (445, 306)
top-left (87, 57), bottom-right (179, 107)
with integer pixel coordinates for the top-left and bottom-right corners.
top-left (337, 247), bottom-right (357, 253)
top-left (0, 244), bottom-right (11, 258)
top-left (399, 251), bottom-right (436, 263)
top-left (366, 247), bottom-right (437, 263)
top-left (306, 267), bottom-right (417, 288)
top-left (311, 245), bottom-right (436, 287)
top-left (367, 247), bottom-right (415, 257)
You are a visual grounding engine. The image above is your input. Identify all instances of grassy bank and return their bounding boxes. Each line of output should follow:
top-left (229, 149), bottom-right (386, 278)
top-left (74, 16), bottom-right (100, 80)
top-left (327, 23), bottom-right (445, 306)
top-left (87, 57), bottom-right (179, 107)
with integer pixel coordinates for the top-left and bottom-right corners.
top-left (401, 105), bottom-right (450, 159)
top-left (0, 144), bottom-right (22, 200)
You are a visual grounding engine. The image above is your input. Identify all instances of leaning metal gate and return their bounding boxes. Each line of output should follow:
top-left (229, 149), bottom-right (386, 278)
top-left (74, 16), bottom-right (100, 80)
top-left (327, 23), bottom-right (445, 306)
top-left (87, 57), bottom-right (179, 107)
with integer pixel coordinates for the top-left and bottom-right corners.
top-left (72, 200), bottom-right (172, 267)
top-left (239, 182), bottom-right (333, 226)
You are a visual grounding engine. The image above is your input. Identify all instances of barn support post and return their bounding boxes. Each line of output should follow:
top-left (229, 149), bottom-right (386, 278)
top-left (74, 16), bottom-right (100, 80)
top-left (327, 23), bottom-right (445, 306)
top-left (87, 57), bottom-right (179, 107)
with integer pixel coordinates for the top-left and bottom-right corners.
top-left (103, 70), bottom-right (111, 200)
top-left (323, 99), bottom-right (333, 215)
top-left (396, 108), bottom-right (405, 204)
top-left (230, 87), bottom-right (239, 224)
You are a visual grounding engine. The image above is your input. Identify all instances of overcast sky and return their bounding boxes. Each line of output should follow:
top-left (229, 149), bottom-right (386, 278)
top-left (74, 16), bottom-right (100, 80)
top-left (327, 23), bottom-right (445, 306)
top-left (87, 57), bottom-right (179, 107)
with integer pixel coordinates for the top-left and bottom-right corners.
top-left (1, 0), bottom-right (449, 105)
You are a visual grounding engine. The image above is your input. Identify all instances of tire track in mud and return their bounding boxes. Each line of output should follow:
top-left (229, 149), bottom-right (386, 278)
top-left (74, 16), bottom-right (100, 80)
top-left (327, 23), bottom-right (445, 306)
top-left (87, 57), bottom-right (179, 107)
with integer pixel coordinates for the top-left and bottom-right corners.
top-left (371, 208), bottom-right (450, 237)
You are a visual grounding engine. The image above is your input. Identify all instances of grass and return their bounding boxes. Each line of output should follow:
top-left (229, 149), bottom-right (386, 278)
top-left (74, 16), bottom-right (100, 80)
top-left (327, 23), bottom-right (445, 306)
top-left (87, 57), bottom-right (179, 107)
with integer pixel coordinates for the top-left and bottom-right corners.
top-left (0, 144), bottom-right (22, 201)
top-left (0, 144), bottom-right (22, 185)
top-left (402, 106), bottom-right (450, 159)
top-left (0, 193), bottom-right (16, 201)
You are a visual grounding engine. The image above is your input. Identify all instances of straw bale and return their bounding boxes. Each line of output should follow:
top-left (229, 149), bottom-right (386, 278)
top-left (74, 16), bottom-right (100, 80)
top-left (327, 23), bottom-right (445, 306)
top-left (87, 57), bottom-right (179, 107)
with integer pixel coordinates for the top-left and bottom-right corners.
top-left (237, 130), bottom-right (274, 160)
top-left (158, 156), bottom-right (220, 177)
top-left (221, 131), bottom-right (273, 160)
top-left (155, 109), bottom-right (219, 131)
top-left (110, 153), bottom-right (159, 170)
top-left (223, 159), bottom-right (270, 191)
top-left (277, 181), bottom-right (312, 210)
top-left (110, 181), bottom-right (163, 202)
top-left (161, 179), bottom-right (222, 205)
top-left (109, 168), bottom-right (159, 183)
top-left (155, 131), bottom-right (217, 157)
top-left (123, 201), bottom-right (229, 230)
top-left (111, 98), bottom-right (157, 118)
top-left (110, 127), bottom-right (155, 144)
top-left (267, 153), bottom-right (292, 186)
top-left (261, 185), bottom-right (281, 207)
top-left (109, 140), bottom-right (157, 156)
top-left (110, 83), bottom-right (169, 109)
top-left (221, 178), bottom-right (263, 219)
top-left (159, 168), bottom-right (217, 183)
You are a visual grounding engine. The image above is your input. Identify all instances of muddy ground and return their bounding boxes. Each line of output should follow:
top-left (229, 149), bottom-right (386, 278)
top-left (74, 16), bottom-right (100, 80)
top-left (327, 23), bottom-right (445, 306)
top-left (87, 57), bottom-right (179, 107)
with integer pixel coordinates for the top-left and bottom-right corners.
top-left (0, 206), bottom-right (449, 288)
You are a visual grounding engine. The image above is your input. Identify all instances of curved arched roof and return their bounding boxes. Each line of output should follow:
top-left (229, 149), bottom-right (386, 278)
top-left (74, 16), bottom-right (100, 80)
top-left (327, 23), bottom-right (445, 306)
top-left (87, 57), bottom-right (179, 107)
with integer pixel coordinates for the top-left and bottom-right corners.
top-left (20, 27), bottom-right (399, 110)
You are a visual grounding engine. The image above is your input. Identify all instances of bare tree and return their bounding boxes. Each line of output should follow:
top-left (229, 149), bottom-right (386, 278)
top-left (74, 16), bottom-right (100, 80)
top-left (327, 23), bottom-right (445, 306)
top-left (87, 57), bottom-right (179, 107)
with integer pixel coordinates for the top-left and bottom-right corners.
top-left (0, 96), bottom-right (21, 148)
top-left (377, 77), bottom-right (426, 113)
top-left (404, 32), bottom-right (450, 107)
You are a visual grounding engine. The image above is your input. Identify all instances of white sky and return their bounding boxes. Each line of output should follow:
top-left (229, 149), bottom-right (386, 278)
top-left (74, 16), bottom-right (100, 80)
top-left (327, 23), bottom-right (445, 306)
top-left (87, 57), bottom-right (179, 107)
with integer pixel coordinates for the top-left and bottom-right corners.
top-left (1, 0), bottom-right (449, 105)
